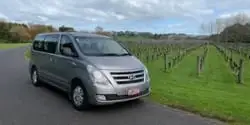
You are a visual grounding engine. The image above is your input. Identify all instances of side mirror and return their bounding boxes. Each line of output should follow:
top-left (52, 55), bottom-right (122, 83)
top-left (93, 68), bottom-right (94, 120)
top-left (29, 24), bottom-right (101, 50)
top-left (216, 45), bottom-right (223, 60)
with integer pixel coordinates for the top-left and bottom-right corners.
top-left (62, 47), bottom-right (78, 57)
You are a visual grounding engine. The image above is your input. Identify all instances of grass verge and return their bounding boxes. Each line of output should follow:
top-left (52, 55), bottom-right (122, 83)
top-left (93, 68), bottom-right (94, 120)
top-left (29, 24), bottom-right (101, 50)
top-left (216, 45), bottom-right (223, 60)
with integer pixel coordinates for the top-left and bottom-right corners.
top-left (0, 43), bottom-right (30, 50)
top-left (24, 48), bottom-right (31, 61)
top-left (147, 46), bottom-right (250, 125)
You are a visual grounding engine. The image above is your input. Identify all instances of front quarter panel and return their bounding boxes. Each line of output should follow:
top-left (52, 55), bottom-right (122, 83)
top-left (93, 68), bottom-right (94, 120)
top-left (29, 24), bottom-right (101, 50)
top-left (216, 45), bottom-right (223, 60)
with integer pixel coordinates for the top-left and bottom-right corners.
top-left (70, 59), bottom-right (96, 97)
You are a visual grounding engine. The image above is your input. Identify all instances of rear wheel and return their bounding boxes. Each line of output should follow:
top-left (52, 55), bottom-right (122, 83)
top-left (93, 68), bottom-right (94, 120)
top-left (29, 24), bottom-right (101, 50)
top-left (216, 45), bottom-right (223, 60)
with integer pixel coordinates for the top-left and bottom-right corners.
top-left (31, 68), bottom-right (42, 86)
top-left (71, 83), bottom-right (90, 111)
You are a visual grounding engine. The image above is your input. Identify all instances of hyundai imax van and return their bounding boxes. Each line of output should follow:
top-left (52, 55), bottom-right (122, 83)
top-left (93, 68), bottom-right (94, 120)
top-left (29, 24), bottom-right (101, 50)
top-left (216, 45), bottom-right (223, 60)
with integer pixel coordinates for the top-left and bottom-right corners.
top-left (29, 32), bottom-right (150, 110)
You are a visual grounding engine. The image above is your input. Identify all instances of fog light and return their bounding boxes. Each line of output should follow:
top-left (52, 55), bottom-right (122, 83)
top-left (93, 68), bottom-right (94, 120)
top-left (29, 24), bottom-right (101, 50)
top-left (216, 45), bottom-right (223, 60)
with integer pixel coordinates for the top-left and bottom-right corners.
top-left (96, 95), bottom-right (106, 101)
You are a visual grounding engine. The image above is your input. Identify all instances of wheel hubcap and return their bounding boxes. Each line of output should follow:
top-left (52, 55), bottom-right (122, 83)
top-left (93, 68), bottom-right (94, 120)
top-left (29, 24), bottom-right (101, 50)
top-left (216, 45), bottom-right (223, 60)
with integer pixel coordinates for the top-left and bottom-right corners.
top-left (73, 86), bottom-right (84, 106)
top-left (32, 71), bottom-right (37, 84)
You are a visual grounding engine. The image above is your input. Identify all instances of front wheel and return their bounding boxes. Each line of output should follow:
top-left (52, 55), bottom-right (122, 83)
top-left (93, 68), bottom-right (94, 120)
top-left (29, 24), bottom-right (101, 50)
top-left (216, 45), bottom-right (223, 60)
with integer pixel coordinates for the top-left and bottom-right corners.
top-left (31, 68), bottom-right (42, 86)
top-left (71, 84), bottom-right (90, 111)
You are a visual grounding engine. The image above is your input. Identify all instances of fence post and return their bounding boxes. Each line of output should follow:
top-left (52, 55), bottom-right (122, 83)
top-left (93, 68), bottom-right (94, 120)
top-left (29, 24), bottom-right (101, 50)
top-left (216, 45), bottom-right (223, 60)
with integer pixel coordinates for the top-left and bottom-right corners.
top-left (146, 55), bottom-right (149, 63)
top-left (173, 57), bottom-right (176, 66)
top-left (168, 61), bottom-right (171, 69)
top-left (225, 50), bottom-right (228, 62)
top-left (230, 50), bottom-right (233, 59)
top-left (229, 57), bottom-right (233, 68)
top-left (197, 56), bottom-right (201, 76)
top-left (237, 59), bottom-right (244, 84)
top-left (164, 54), bottom-right (167, 72)
top-left (178, 49), bottom-right (181, 61)
top-left (136, 52), bottom-right (139, 57)
top-left (200, 56), bottom-right (204, 71)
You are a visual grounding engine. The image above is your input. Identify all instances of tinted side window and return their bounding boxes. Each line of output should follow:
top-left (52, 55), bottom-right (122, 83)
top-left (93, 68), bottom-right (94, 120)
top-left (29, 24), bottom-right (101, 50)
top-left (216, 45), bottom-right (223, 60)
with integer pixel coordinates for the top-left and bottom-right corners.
top-left (33, 35), bottom-right (45, 51)
top-left (44, 35), bottom-right (59, 54)
top-left (60, 35), bottom-right (76, 55)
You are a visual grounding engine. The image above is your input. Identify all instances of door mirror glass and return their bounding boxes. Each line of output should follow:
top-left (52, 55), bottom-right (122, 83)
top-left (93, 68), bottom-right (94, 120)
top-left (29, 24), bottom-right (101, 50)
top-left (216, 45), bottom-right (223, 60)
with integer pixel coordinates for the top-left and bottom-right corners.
top-left (62, 46), bottom-right (78, 57)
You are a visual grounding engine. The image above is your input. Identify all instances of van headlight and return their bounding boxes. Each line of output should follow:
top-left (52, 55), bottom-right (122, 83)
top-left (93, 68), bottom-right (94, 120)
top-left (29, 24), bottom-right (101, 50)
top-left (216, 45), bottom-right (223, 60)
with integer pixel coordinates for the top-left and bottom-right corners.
top-left (144, 67), bottom-right (150, 82)
top-left (87, 65), bottom-right (112, 87)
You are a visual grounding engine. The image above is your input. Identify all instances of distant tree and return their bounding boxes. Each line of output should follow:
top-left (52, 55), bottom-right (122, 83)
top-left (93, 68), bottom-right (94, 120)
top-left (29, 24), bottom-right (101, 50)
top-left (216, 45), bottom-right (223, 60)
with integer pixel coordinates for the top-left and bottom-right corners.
top-left (95, 26), bottom-right (103, 33)
top-left (47, 25), bottom-right (58, 32)
top-left (209, 12), bottom-right (250, 43)
top-left (220, 23), bottom-right (250, 43)
top-left (94, 26), bottom-right (112, 36)
top-left (0, 20), bottom-right (11, 41)
top-left (27, 24), bottom-right (57, 39)
top-left (96, 31), bottom-right (112, 36)
top-left (138, 32), bottom-right (153, 38)
top-left (0, 20), bottom-right (66, 43)
top-left (117, 31), bottom-right (124, 36)
top-left (59, 25), bottom-right (75, 32)
top-left (232, 12), bottom-right (250, 25)
top-left (153, 34), bottom-right (161, 39)
top-left (9, 25), bottom-right (31, 42)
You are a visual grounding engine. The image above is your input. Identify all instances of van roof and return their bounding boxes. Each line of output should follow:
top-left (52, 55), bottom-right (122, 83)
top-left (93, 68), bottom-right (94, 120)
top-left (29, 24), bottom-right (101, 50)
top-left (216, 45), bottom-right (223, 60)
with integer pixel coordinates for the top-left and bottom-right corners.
top-left (37, 32), bottom-right (110, 38)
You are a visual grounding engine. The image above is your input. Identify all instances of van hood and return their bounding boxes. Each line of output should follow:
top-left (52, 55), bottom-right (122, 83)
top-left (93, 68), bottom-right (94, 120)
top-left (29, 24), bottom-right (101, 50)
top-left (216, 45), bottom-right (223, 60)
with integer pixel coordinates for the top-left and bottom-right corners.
top-left (86, 56), bottom-right (144, 70)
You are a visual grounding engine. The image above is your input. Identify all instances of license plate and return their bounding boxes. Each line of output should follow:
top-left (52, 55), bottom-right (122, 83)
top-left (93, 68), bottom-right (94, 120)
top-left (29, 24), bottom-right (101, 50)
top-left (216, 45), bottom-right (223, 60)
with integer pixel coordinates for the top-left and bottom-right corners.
top-left (127, 88), bottom-right (140, 96)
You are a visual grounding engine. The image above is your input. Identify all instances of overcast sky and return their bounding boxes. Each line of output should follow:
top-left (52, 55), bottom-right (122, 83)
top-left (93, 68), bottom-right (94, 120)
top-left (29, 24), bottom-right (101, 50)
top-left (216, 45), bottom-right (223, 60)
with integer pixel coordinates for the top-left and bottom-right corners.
top-left (0, 0), bottom-right (250, 34)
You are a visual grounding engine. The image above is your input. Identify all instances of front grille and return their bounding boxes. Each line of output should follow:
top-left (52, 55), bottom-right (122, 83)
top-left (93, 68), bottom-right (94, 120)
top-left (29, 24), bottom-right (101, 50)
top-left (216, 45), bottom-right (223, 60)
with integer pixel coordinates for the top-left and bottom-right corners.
top-left (110, 70), bottom-right (145, 84)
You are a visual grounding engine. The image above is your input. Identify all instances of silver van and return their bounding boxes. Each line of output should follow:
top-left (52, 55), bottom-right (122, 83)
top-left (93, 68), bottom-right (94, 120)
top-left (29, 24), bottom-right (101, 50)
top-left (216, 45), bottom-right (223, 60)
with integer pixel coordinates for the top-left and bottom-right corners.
top-left (29, 32), bottom-right (150, 110)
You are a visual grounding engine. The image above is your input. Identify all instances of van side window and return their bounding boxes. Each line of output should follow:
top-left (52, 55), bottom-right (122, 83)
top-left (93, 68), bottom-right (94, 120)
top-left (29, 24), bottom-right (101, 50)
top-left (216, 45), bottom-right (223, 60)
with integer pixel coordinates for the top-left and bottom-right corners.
top-left (33, 35), bottom-right (45, 51)
top-left (44, 34), bottom-right (59, 54)
top-left (60, 35), bottom-right (77, 56)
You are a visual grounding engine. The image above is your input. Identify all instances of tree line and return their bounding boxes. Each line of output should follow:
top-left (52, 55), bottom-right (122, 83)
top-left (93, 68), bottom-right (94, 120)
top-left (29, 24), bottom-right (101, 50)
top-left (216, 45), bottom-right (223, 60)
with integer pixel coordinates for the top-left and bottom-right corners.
top-left (201, 13), bottom-right (250, 43)
top-left (0, 18), bottom-right (118, 43)
top-left (3, 13), bottom-right (250, 44)
top-left (0, 19), bottom-right (76, 43)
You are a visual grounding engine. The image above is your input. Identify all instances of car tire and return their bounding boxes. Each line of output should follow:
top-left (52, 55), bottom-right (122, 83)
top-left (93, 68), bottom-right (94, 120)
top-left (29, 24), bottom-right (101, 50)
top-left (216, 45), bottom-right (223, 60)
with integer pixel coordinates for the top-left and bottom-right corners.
top-left (71, 83), bottom-right (90, 111)
top-left (31, 68), bottom-right (42, 87)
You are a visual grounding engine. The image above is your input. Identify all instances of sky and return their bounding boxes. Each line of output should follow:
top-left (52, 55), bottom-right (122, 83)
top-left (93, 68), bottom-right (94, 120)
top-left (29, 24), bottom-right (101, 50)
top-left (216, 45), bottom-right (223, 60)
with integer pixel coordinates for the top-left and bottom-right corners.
top-left (0, 0), bottom-right (250, 34)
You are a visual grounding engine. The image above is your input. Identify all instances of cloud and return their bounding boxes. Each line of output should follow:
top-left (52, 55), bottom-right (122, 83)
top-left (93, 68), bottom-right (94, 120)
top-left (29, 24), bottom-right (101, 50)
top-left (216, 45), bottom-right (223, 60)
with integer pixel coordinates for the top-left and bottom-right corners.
top-left (0, 13), bottom-right (8, 20)
top-left (0, 0), bottom-right (213, 22)
top-left (0, 0), bottom-right (250, 33)
top-left (167, 23), bottom-right (185, 28)
top-left (219, 10), bottom-right (250, 19)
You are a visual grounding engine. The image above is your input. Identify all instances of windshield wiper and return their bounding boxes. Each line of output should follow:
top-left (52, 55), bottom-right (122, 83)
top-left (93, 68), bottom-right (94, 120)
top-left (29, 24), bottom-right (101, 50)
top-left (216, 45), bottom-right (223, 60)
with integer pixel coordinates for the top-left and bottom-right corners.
top-left (103, 53), bottom-right (120, 56)
top-left (117, 53), bottom-right (131, 56)
top-left (102, 53), bottom-right (131, 56)
top-left (86, 53), bottom-right (131, 56)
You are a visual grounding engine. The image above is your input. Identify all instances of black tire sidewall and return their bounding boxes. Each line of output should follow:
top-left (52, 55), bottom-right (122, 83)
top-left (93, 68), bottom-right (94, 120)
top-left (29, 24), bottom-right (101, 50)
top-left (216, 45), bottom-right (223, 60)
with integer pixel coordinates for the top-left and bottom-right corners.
top-left (71, 83), bottom-right (90, 111)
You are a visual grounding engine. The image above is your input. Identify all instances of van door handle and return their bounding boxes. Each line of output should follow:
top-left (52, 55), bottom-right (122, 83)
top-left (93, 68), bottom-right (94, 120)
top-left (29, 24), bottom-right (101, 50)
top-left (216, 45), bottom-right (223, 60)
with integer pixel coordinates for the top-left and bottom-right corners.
top-left (71, 62), bottom-right (76, 66)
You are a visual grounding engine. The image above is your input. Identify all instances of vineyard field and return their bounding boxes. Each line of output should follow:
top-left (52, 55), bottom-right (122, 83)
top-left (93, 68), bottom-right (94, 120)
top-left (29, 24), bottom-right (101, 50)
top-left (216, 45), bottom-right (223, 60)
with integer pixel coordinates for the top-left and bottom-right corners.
top-left (125, 42), bottom-right (250, 125)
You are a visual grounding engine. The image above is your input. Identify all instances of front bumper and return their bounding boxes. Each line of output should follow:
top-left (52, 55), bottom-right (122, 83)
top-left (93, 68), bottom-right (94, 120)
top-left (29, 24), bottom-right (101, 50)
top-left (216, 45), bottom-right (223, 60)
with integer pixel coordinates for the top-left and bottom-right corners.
top-left (94, 88), bottom-right (150, 105)
top-left (87, 68), bottom-right (151, 105)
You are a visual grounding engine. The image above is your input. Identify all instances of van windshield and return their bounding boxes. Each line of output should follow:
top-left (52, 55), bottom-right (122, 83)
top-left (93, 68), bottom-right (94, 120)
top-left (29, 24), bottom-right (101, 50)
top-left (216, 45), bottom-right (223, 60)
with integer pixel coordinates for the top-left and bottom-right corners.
top-left (75, 37), bottom-right (131, 56)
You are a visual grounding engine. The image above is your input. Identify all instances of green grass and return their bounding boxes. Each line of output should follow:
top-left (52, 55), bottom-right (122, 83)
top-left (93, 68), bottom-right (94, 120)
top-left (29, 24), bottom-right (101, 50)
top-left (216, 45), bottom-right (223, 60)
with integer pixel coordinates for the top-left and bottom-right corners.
top-left (146, 46), bottom-right (250, 125)
top-left (24, 49), bottom-right (31, 60)
top-left (0, 43), bottom-right (30, 50)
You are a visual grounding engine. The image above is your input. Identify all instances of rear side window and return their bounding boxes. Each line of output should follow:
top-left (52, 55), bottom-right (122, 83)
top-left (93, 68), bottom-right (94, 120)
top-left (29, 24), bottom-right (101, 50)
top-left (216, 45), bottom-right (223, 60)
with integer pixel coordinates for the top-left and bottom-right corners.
top-left (33, 35), bottom-right (45, 51)
top-left (44, 34), bottom-right (59, 54)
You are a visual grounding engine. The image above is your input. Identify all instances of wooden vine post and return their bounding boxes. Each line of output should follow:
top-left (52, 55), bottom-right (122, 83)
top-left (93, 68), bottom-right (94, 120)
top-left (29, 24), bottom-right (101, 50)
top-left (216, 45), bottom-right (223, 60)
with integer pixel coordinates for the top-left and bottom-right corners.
top-left (237, 59), bottom-right (244, 84)
top-left (196, 56), bottom-right (201, 76)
